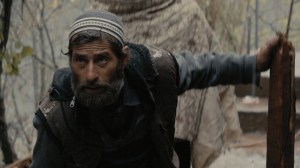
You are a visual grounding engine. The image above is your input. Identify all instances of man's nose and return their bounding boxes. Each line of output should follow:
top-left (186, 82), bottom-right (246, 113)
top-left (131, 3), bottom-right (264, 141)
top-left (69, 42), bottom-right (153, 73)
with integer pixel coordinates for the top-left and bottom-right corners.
top-left (86, 63), bottom-right (99, 82)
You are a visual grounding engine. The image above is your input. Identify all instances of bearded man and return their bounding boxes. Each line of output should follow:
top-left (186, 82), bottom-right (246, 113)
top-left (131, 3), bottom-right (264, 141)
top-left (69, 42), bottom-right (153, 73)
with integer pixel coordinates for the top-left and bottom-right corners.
top-left (30, 9), bottom-right (279, 168)
top-left (91, 1), bottom-right (241, 167)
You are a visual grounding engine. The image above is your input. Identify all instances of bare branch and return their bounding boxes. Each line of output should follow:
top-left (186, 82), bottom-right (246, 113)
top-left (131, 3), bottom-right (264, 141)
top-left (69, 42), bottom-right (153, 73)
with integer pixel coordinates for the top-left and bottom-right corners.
top-left (286, 0), bottom-right (294, 37)
top-left (24, 1), bottom-right (38, 27)
top-left (41, 15), bottom-right (58, 69)
top-left (9, 24), bottom-right (21, 42)
top-left (11, 90), bottom-right (31, 152)
top-left (0, 0), bottom-right (13, 50)
top-left (38, 0), bottom-right (47, 99)
top-left (289, 27), bottom-right (300, 31)
top-left (219, 18), bottom-right (237, 50)
top-left (32, 54), bottom-right (55, 70)
top-left (12, 129), bottom-right (19, 146)
top-left (46, 0), bottom-right (65, 22)
top-left (249, 7), bottom-right (278, 32)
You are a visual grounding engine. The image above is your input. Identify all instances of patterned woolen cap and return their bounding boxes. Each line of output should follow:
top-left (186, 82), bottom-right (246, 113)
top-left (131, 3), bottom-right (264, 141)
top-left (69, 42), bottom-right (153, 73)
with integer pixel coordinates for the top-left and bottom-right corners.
top-left (69, 10), bottom-right (124, 46)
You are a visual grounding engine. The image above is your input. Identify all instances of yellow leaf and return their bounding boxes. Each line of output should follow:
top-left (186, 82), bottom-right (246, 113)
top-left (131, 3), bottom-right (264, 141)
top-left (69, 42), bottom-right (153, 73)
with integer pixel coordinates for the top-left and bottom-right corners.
top-left (2, 59), bottom-right (13, 74)
top-left (12, 53), bottom-right (21, 64)
top-left (0, 51), bottom-right (4, 59)
top-left (21, 46), bottom-right (33, 57)
top-left (11, 63), bottom-right (19, 75)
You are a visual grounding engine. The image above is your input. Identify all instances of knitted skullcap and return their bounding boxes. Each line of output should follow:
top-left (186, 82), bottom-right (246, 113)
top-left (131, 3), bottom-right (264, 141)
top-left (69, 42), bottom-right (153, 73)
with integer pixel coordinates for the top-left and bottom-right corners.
top-left (69, 9), bottom-right (124, 46)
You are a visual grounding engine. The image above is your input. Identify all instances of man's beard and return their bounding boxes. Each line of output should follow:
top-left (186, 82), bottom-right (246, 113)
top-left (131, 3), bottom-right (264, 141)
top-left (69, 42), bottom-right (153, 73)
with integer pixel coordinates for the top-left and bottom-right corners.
top-left (71, 66), bottom-right (124, 111)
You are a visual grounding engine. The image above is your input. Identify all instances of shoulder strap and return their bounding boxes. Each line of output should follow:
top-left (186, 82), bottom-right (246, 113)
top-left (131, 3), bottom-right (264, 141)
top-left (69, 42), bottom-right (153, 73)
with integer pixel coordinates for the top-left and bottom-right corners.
top-left (36, 93), bottom-right (63, 151)
top-left (38, 91), bottom-right (58, 117)
top-left (35, 110), bottom-right (63, 151)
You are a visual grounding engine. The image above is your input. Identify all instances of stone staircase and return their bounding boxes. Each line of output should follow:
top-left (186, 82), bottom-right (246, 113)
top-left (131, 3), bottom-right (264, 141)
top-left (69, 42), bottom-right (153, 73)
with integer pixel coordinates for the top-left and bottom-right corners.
top-left (235, 54), bottom-right (300, 133)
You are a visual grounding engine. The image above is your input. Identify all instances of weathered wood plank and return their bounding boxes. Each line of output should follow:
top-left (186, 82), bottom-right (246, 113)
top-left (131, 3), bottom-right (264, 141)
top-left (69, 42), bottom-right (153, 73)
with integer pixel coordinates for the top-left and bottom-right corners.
top-left (267, 33), bottom-right (295, 168)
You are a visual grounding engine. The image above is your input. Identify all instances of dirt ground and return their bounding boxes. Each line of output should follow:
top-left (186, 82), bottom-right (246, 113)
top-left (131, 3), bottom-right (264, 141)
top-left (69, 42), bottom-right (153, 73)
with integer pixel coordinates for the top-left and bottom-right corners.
top-left (210, 131), bottom-right (300, 168)
top-left (1, 132), bottom-right (299, 167)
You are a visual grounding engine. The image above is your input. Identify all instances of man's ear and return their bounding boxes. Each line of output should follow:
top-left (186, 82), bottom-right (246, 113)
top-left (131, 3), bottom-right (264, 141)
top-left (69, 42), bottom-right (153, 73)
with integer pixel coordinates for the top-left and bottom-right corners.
top-left (121, 46), bottom-right (130, 69)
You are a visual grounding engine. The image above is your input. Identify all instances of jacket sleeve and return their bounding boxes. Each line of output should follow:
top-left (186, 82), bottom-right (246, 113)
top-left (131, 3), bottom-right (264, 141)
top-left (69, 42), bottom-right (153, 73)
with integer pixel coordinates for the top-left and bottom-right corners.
top-left (30, 113), bottom-right (64, 168)
top-left (174, 50), bottom-right (260, 94)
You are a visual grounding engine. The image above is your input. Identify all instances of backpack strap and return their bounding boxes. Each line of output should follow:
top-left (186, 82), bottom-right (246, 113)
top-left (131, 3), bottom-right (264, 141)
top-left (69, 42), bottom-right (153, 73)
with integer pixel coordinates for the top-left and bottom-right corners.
top-left (35, 93), bottom-right (63, 151)
top-left (38, 91), bottom-right (58, 117)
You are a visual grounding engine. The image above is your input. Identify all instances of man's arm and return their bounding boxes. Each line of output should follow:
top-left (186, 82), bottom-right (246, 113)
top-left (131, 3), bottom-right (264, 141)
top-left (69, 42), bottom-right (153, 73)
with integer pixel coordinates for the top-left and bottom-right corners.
top-left (175, 36), bottom-right (280, 94)
top-left (30, 113), bottom-right (64, 168)
top-left (175, 51), bottom-right (259, 94)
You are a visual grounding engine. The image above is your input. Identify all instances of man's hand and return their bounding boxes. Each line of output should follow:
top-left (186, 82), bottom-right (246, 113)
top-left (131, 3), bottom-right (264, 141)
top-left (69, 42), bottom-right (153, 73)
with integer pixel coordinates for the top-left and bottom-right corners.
top-left (256, 36), bottom-right (281, 72)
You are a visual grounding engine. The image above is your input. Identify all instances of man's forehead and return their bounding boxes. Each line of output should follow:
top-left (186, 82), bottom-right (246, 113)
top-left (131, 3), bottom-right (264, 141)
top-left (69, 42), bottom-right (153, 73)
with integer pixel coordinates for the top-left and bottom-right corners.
top-left (72, 41), bottom-right (112, 50)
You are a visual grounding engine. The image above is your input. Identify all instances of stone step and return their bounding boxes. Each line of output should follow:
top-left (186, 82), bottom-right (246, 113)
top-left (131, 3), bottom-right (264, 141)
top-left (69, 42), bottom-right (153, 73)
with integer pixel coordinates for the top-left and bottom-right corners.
top-left (235, 53), bottom-right (300, 98)
top-left (236, 97), bottom-right (300, 133)
top-left (235, 76), bottom-right (300, 98)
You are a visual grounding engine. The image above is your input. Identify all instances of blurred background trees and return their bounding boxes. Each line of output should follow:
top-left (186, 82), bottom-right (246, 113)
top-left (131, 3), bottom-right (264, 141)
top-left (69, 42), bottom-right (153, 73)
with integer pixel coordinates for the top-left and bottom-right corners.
top-left (196, 0), bottom-right (300, 53)
top-left (0, 0), bottom-right (90, 166)
top-left (0, 0), bottom-right (17, 165)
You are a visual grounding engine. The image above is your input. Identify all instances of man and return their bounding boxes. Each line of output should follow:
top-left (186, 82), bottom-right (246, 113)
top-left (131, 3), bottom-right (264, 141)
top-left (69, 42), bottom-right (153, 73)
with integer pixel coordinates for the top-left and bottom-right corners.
top-left (30, 10), bottom-right (279, 168)
top-left (92, 1), bottom-right (240, 167)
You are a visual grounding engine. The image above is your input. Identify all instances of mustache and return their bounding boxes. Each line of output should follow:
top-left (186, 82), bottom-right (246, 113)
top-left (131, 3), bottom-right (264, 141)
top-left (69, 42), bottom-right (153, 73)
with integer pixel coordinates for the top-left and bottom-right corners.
top-left (76, 82), bottom-right (113, 91)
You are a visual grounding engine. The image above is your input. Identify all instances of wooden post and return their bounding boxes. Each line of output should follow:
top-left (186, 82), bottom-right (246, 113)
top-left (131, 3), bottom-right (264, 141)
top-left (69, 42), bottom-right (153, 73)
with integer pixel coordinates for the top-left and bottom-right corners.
top-left (267, 33), bottom-right (295, 168)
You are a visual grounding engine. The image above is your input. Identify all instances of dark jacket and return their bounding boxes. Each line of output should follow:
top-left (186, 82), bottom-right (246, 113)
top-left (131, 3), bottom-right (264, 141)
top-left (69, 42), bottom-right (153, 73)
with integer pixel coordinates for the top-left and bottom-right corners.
top-left (30, 43), bottom-right (258, 168)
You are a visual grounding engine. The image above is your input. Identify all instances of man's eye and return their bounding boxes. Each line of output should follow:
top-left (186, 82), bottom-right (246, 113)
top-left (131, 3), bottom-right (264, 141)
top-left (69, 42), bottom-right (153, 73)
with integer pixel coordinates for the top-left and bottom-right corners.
top-left (76, 57), bottom-right (87, 64)
top-left (96, 57), bottom-right (108, 65)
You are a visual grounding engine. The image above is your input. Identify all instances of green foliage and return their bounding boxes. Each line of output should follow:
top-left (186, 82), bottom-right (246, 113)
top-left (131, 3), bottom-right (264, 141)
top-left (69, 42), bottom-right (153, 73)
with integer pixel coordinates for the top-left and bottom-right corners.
top-left (0, 21), bottom-right (3, 42)
top-left (0, 41), bottom-right (33, 75)
top-left (0, 32), bottom-right (3, 42)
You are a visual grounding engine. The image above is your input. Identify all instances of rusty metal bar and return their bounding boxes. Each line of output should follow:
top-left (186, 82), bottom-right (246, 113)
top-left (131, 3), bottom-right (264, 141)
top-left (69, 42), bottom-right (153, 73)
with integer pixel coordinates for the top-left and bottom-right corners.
top-left (267, 33), bottom-right (295, 168)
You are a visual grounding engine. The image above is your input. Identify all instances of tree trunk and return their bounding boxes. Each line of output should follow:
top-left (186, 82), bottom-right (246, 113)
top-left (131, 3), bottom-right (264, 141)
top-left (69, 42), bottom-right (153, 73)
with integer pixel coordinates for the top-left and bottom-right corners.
top-left (0, 97), bottom-right (17, 164)
top-left (0, 0), bottom-right (18, 164)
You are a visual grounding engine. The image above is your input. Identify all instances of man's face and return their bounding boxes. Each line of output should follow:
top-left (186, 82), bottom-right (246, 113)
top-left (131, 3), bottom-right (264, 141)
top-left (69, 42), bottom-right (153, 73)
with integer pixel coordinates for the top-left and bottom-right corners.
top-left (70, 40), bottom-right (128, 110)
